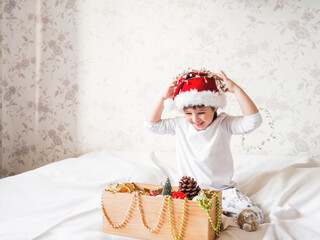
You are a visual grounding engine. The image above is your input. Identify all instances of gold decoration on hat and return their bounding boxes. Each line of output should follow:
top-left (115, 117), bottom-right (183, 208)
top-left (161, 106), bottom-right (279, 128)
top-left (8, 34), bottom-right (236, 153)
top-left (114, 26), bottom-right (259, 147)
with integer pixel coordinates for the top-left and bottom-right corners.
top-left (172, 68), bottom-right (227, 93)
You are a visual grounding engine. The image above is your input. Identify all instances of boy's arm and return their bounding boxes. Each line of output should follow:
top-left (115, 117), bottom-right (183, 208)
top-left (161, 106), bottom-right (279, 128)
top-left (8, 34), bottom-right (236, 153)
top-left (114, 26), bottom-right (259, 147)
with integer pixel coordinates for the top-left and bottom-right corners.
top-left (148, 83), bottom-right (177, 122)
top-left (145, 82), bottom-right (178, 135)
top-left (216, 70), bottom-right (262, 135)
top-left (233, 87), bottom-right (259, 116)
top-left (148, 97), bottom-right (165, 122)
top-left (214, 70), bottom-right (259, 116)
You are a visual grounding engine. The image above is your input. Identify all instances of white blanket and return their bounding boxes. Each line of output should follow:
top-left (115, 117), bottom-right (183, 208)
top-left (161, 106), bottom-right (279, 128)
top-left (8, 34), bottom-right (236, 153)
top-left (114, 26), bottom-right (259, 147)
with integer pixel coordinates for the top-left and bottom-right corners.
top-left (1, 150), bottom-right (319, 240)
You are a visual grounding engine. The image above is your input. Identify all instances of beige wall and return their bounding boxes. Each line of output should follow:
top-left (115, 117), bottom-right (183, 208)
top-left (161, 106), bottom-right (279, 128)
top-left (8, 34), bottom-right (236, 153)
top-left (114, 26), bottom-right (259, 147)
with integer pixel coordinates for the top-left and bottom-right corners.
top-left (1, 0), bottom-right (320, 177)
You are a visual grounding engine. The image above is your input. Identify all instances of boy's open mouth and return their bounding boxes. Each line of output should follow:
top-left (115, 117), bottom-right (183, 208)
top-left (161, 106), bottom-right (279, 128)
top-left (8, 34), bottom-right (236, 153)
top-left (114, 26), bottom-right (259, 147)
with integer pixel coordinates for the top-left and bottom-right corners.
top-left (194, 122), bottom-right (204, 127)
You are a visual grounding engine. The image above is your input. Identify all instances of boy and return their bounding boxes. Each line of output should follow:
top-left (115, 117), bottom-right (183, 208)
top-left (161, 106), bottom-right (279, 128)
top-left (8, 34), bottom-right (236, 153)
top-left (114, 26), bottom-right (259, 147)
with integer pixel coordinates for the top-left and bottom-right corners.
top-left (145, 69), bottom-right (264, 224)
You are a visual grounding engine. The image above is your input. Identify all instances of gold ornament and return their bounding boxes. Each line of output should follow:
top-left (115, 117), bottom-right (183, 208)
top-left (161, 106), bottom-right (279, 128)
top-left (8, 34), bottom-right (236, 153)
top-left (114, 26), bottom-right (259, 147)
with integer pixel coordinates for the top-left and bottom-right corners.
top-left (143, 186), bottom-right (163, 196)
top-left (237, 209), bottom-right (259, 232)
top-left (105, 182), bottom-right (140, 194)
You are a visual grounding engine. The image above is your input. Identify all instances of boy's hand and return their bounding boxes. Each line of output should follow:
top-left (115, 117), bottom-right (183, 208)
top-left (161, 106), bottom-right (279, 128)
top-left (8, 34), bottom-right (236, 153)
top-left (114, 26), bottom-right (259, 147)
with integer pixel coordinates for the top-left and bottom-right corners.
top-left (148, 82), bottom-right (177, 122)
top-left (213, 70), bottom-right (239, 93)
top-left (213, 70), bottom-right (259, 115)
top-left (163, 82), bottom-right (177, 99)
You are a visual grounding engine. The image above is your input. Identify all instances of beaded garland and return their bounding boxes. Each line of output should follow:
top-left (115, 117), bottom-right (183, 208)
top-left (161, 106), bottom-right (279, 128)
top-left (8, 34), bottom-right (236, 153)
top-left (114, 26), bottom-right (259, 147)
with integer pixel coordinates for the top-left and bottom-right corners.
top-left (196, 192), bottom-right (222, 237)
top-left (101, 192), bottom-right (138, 229)
top-left (168, 196), bottom-right (188, 240)
top-left (137, 193), bottom-right (168, 233)
top-left (241, 107), bottom-right (275, 151)
top-left (101, 192), bottom-right (169, 233)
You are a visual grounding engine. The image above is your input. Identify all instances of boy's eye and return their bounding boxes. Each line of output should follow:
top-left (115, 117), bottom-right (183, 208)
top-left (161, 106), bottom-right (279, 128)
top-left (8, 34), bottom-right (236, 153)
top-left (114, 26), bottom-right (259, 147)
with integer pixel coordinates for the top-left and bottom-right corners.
top-left (198, 112), bottom-right (205, 114)
top-left (185, 112), bottom-right (192, 115)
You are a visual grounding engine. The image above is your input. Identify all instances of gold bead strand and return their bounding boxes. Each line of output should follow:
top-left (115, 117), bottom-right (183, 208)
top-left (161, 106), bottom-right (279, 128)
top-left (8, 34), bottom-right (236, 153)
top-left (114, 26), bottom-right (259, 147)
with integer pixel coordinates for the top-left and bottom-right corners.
top-left (101, 191), bottom-right (137, 229)
top-left (137, 194), bottom-right (168, 233)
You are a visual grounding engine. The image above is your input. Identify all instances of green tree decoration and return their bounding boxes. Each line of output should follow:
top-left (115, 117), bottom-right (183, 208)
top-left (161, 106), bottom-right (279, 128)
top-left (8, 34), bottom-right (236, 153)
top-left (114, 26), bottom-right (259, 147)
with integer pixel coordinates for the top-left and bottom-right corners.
top-left (162, 177), bottom-right (172, 196)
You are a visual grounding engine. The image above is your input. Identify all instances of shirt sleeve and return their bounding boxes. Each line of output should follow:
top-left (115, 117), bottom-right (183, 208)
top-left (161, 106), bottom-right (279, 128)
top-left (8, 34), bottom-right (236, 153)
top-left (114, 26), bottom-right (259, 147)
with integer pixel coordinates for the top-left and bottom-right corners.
top-left (144, 118), bottom-right (178, 135)
top-left (221, 111), bottom-right (263, 135)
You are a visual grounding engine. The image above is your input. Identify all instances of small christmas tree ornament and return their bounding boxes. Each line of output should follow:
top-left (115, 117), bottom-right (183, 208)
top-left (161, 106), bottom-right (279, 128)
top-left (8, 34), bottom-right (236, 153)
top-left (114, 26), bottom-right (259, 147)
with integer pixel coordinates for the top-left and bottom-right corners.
top-left (162, 177), bottom-right (172, 196)
top-left (237, 209), bottom-right (259, 232)
top-left (178, 176), bottom-right (201, 200)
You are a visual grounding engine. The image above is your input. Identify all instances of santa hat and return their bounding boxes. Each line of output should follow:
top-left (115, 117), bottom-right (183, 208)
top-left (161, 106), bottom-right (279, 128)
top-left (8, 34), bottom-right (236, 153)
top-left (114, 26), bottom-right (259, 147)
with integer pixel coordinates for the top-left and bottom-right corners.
top-left (165, 69), bottom-right (226, 111)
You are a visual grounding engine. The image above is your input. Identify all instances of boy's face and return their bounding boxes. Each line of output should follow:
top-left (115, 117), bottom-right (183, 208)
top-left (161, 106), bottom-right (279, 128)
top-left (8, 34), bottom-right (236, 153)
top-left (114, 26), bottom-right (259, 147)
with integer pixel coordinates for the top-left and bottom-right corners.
top-left (183, 106), bottom-right (216, 131)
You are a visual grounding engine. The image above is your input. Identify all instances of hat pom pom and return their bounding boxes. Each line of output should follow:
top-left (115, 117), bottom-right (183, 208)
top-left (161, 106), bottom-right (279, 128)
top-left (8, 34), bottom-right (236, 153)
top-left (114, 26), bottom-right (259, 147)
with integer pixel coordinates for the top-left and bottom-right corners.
top-left (164, 98), bottom-right (176, 111)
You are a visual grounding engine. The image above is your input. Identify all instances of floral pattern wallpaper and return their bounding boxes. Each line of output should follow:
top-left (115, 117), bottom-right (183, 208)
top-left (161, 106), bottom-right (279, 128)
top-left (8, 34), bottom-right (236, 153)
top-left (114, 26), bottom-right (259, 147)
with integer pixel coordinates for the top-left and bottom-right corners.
top-left (1, 0), bottom-right (320, 178)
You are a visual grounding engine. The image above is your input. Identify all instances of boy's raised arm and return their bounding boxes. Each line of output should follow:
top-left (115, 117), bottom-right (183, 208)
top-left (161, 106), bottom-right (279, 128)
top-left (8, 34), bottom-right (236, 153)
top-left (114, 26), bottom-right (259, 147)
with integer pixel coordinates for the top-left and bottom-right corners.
top-left (214, 70), bottom-right (259, 116)
top-left (147, 83), bottom-right (177, 122)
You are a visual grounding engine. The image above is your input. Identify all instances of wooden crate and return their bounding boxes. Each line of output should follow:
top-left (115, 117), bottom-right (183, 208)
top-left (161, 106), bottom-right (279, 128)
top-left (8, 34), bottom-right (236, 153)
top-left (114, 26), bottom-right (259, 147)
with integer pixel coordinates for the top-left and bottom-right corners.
top-left (102, 183), bottom-right (221, 240)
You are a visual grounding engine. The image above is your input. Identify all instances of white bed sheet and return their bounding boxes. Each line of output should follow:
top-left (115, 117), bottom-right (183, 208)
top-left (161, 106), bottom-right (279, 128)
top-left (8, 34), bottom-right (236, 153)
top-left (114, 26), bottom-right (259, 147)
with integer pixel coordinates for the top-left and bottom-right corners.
top-left (1, 150), bottom-right (319, 240)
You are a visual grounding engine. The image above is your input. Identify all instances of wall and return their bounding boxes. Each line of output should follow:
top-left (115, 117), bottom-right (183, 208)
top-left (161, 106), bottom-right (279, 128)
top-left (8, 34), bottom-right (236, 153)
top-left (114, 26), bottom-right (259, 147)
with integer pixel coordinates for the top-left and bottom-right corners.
top-left (1, 0), bottom-right (320, 177)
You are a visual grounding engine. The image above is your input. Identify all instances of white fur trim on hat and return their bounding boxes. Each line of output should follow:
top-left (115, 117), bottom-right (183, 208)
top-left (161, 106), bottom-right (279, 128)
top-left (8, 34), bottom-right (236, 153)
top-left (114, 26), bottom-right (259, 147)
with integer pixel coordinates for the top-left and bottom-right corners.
top-left (174, 89), bottom-right (226, 110)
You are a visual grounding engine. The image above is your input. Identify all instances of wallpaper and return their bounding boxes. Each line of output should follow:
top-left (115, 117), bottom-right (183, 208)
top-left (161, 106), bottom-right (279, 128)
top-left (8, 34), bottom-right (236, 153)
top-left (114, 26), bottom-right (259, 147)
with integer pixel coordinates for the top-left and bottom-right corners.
top-left (1, 0), bottom-right (320, 177)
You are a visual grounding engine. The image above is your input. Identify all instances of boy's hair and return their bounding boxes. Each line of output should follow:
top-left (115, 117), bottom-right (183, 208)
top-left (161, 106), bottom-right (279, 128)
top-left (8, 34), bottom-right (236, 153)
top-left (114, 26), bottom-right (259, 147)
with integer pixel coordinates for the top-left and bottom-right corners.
top-left (183, 105), bottom-right (218, 120)
top-left (183, 104), bottom-right (215, 110)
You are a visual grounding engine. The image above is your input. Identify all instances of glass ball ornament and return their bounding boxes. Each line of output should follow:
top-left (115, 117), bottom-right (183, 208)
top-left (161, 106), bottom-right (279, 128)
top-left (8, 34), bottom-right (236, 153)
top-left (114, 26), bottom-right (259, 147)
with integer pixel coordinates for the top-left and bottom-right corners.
top-left (237, 209), bottom-right (259, 232)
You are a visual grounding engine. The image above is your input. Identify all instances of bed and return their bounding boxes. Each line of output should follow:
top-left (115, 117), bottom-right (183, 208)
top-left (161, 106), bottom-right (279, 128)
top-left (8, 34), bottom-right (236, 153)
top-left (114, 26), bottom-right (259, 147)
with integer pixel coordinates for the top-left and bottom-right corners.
top-left (1, 150), bottom-right (319, 240)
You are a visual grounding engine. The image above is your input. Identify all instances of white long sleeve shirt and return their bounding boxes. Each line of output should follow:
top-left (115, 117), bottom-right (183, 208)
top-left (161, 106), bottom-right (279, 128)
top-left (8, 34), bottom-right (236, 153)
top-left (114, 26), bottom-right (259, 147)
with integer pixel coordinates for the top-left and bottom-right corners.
top-left (145, 112), bottom-right (262, 190)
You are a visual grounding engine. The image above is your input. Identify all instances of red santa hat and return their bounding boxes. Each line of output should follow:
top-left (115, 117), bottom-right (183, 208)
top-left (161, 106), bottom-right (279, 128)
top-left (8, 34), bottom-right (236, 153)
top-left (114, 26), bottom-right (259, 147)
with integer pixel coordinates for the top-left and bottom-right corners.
top-left (165, 69), bottom-right (226, 111)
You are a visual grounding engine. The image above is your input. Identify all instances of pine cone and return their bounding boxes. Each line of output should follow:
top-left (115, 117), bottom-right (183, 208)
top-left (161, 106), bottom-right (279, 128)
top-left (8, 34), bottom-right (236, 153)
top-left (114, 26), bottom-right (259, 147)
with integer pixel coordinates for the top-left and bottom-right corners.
top-left (178, 176), bottom-right (201, 200)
